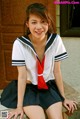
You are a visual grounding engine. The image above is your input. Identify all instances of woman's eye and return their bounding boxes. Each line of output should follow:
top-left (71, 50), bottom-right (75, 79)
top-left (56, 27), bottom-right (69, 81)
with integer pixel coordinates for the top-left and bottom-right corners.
top-left (32, 22), bottom-right (36, 24)
top-left (41, 21), bottom-right (47, 24)
top-left (41, 21), bottom-right (45, 23)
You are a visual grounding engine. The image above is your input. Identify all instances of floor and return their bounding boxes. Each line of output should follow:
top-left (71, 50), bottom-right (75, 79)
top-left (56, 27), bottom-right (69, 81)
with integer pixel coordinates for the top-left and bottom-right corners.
top-left (61, 37), bottom-right (80, 93)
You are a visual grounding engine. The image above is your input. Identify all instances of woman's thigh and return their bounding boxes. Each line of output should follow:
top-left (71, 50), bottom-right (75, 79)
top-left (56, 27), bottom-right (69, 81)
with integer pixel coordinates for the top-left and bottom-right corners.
top-left (23, 105), bottom-right (46, 119)
top-left (46, 102), bottom-right (63, 119)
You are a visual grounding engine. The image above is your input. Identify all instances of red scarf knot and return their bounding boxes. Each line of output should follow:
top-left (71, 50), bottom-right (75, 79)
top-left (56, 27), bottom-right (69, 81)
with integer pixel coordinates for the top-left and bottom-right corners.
top-left (37, 56), bottom-right (48, 89)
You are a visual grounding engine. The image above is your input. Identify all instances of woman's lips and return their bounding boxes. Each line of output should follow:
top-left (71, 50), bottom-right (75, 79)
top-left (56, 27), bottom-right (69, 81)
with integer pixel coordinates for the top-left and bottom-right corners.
top-left (35, 31), bottom-right (43, 35)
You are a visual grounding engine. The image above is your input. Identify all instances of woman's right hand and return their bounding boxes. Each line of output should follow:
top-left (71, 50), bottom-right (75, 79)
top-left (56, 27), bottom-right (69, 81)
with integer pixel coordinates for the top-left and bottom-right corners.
top-left (8, 107), bottom-right (24, 119)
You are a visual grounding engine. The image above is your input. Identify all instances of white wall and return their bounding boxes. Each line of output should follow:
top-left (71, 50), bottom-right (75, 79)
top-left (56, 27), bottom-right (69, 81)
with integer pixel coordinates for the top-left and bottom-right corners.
top-left (56, 5), bottom-right (60, 34)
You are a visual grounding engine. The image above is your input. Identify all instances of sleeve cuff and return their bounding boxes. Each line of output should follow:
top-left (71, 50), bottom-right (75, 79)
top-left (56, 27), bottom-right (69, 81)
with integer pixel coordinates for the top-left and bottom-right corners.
top-left (54, 52), bottom-right (68, 61)
top-left (12, 60), bottom-right (26, 66)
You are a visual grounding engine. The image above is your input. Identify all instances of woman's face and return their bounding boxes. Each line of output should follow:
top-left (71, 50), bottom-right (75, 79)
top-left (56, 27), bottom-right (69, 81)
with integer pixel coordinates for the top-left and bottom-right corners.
top-left (26, 14), bottom-right (49, 39)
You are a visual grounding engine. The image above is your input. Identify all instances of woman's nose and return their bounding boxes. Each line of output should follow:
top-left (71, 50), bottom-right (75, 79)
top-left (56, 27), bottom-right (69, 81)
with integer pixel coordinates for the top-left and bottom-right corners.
top-left (36, 23), bottom-right (42, 29)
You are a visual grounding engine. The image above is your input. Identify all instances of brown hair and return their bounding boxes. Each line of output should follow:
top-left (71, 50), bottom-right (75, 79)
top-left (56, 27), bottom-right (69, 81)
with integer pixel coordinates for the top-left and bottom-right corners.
top-left (24, 3), bottom-right (55, 35)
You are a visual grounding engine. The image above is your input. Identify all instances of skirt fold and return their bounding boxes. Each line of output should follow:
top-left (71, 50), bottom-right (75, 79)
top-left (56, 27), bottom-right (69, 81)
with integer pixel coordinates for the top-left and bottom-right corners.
top-left (1, 80), bottom-right (64, 109)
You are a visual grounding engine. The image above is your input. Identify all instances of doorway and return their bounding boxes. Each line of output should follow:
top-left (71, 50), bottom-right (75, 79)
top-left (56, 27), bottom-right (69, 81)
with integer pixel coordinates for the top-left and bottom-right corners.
top-left (0, 0), bottom-right (56, 89)
top-left (60, 4), bottom-right (80, 37)
top-left (71, 5), bottom-right (80, 27)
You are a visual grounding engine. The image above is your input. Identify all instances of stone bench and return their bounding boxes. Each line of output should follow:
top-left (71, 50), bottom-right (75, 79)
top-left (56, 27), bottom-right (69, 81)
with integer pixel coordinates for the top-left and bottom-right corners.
top-left (0, 82), bottom-right (80, 119)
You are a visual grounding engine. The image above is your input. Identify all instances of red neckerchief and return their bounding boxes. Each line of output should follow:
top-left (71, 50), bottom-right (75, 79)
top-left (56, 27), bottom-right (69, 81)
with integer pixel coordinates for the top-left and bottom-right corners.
top-left (37, 56), bottom-right (48, 89)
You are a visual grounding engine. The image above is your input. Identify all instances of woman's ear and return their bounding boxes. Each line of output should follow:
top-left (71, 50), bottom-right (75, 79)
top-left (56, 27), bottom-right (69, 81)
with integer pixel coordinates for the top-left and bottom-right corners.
top-left (26, 21), bottom-right (29, 27)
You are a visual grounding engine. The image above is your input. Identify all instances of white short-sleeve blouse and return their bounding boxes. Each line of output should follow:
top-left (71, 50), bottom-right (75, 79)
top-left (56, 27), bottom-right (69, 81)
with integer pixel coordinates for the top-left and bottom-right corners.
top-left (12, 33), bottom-right (68, 85)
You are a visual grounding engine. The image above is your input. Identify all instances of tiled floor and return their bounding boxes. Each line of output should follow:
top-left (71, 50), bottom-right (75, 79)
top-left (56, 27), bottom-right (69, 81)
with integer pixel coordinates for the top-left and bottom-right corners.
top-left (61, 37), bottom-right (80, 93)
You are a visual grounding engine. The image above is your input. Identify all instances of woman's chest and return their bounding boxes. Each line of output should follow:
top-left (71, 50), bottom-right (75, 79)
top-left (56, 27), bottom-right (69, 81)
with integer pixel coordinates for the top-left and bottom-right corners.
top-left (32, 43), bottom-right (46, 62)
top-left (35, 47), bottom-right (45, 62)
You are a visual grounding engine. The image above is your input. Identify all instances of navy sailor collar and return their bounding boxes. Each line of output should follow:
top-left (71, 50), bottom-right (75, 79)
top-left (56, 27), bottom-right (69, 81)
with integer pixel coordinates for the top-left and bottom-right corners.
top-left (18, 33), bottom-right (57, 56)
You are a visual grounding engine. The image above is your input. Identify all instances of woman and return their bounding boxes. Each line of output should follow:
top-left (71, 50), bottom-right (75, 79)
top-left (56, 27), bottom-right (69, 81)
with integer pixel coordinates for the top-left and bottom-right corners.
top-left (1, 3), bottom-right (77, 119)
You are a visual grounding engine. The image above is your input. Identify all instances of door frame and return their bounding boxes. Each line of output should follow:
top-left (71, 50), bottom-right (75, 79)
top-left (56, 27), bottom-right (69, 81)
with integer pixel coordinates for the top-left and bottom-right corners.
top-left (60, 5), bottom-right (80, 37)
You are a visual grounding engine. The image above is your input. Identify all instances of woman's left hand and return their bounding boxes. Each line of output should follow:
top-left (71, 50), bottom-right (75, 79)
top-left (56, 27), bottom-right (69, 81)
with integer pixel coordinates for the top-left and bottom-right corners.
top-left (63, 98), bottom-right (78, 115)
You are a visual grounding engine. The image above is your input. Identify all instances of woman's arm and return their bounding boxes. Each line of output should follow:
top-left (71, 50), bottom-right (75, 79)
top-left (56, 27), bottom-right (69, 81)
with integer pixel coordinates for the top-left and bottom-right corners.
top-left (8, 66), bottom-right (27, 119)
top-left (53, 61), bottom-right (65, 98)
top-left (17, 66), bottom-right (27, 108)
top-left (53, 61), bottom-right (77, 114)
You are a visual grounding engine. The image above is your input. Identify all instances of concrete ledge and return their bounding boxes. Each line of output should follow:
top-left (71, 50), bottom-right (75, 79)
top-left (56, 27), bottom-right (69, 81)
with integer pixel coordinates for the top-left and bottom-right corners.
top-left (64, 82), bottom-right (80, 109)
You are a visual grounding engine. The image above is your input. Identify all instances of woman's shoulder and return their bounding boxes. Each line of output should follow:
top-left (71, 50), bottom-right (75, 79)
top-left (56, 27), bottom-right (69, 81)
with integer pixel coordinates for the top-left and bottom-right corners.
top-left (51, 33), bottom-right (63, 42)
top-left (13, 35), bottom-right (28, 46)
top-left (51, 33), bottom-right (61, 38)
top-left (49, 33), bottom-right (62, 43)
top-left (49, 33), bottom-right (62, 41)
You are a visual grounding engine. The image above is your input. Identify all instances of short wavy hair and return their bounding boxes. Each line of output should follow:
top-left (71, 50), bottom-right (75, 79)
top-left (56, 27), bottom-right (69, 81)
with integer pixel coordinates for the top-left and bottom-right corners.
top-left (24, 3), bottom-right (55, 35)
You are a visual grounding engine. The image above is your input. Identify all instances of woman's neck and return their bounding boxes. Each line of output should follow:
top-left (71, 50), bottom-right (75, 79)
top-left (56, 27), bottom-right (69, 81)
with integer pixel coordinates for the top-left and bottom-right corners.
top-left (29, 34), bottom-right (47, 45)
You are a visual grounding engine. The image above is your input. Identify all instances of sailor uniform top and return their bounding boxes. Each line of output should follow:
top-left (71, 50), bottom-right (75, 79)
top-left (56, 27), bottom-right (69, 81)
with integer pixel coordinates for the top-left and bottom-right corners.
top-left (12, 33), bottom-right (68, 86)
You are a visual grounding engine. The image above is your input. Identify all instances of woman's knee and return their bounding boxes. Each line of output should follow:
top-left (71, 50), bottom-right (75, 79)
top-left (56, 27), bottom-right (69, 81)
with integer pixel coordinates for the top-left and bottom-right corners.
top-left (23, 105), bottom-right (46, 119)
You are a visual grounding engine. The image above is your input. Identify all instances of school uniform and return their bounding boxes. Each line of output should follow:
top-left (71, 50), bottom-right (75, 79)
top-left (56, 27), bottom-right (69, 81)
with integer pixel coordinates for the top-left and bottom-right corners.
top-left (1, 33), bottom-right (68, 109)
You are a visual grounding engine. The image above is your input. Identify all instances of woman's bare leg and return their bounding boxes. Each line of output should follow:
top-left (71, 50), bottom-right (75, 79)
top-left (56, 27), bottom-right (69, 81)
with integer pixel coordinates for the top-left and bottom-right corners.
top-left (23, 105), bottom-right (46, 119)
top-left (46, 102), bottom-right (63, 119)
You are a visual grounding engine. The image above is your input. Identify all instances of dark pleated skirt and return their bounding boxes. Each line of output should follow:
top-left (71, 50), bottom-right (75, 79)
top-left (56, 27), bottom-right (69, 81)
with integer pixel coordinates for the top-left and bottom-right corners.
top-left (1, 80), bottom-right (64, 109)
